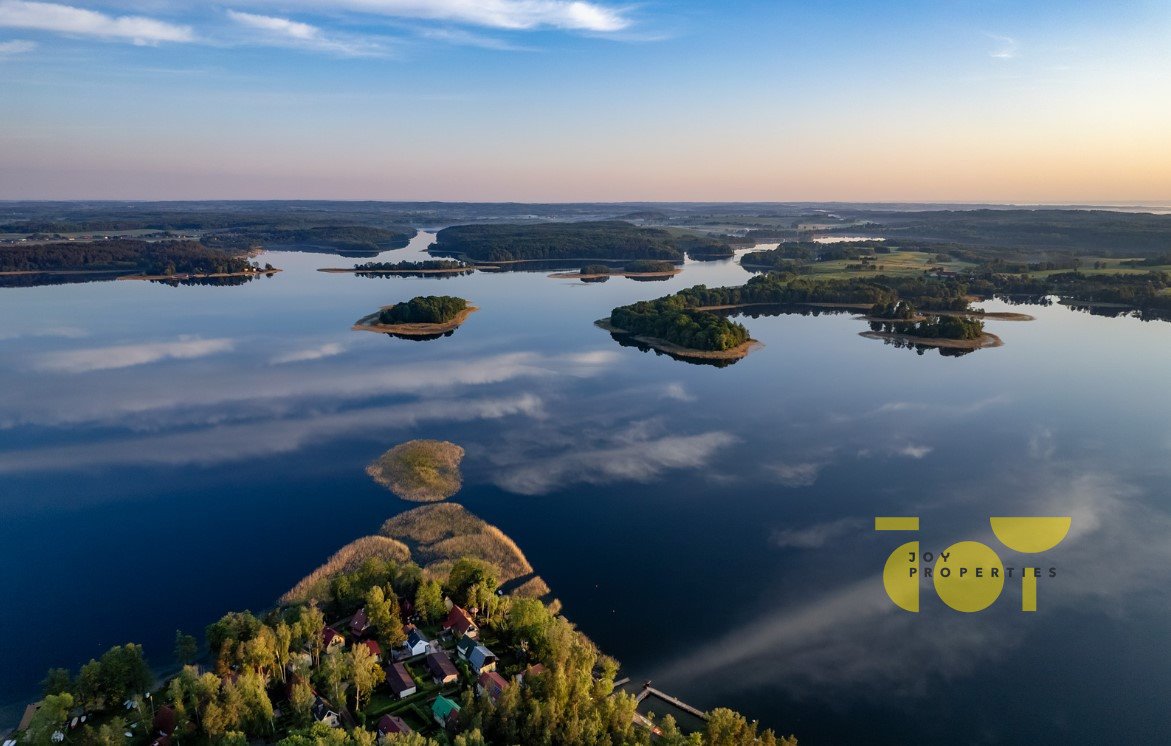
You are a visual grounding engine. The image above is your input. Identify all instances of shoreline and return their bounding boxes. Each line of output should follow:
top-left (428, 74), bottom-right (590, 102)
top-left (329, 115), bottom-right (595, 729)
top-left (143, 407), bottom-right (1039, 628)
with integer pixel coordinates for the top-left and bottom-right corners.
top-left (119, 268), bottom-right (282, 282)
top-left (353, 304), bottom-right (478, 336)
top-left (859, 330), bottom-right (1003, 350)
top-left (595, 318), bottom-right (761, 361)
top-left (319, 267), bottom-right (477, 275)
top-left (549, 268), bottom-right (682, 280)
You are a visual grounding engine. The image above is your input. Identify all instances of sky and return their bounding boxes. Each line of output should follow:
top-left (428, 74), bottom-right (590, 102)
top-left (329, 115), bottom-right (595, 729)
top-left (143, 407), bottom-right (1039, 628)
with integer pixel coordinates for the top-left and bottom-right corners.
top-left (1, 0), bottom-right (1170, 202)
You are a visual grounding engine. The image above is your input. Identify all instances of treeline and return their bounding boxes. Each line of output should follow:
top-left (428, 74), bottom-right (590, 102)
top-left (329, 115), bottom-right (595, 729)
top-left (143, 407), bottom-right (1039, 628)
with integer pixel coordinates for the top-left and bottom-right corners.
top-left (378, 295), bottom-right (469, 324)
top-left (670, 274), bottom-right (971, 311)
top-left (203, 226), bottom-right (415, 253)
top-left (433, 222), bottom-right (684, 262)
top-left (355, 260), bottom-right (469, 272)
top-left (624, 260), bottom-right (677, 273)
top-left (976, 270), bottom-right (1171, 313)
top-left (0, 239), bottom-right (255, 275)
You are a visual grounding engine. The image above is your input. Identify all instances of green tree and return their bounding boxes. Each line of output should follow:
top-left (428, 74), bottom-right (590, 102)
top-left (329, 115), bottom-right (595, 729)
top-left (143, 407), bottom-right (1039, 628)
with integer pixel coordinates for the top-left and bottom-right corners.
top-left (348, 642), bottom-right (384, 711)
top-left (25, 692), bottom-right (74, 744)
top-left (41, 667), bottom-right (72, 697)
top-left (317, 648), bottom-right (349, 709)
top-left (415, 579), bottom-right (446, 624)
top-left (175, 630), bottom-right (198, 667)
top-left (364, 585), bottom-right (405, 648)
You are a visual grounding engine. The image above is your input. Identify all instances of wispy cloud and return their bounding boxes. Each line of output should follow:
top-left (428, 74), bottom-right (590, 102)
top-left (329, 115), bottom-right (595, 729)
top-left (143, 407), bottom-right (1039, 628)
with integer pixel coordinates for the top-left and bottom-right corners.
top-left (34, 337), bottom-right (235, 373)
top-left (896, 443), bottom-right (933, 459)
top-left (988, 33), bottom-right (1018, 59)
top-left (767, 460), bottom-right (827, 487)
top-left (244, 0), bottom-right (632, 32)
top-left (270, 342), bottom-right (347, 365)
top-left (660, 382), bottom-right (695, 402)
top-left (492, 428), bottom-right (738, 495)
top-left (0, 37), bottom-right (34, 55)
top-left (771, 518), bottom-right (864, 549)
top-left (226, 9), bottom-right (386, 56)
top-left (415, 26), bottom-right (532, 51)
top-left (0, 1), bottom-right (194, 44)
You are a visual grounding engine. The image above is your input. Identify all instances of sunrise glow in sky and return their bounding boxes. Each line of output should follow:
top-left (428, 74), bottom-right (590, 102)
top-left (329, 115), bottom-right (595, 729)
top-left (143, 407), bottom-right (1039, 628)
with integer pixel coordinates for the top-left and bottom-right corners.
top-left (1, 0), bottom-right (1170, 202)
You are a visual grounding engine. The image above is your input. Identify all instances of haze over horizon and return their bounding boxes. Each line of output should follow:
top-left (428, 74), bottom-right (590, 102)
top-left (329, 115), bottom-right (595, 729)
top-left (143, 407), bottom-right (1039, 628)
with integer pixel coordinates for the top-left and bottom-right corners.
top-left (2, 0), bottom-right (1170, 202)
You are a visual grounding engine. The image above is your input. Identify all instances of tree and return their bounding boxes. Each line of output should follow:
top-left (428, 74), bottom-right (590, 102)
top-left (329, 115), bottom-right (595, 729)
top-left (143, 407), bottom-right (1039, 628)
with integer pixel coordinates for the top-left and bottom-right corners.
top-left (274, 621), bottom-right (294, 682)
top-left (317, 648), bottom-right (349, 709)
top-left (364, 585), bottom-right (405, 648)
top-left (41, 667), bottom-right (72, 697)
top-left (415, 579), bottom-right (445, 624)
top-left (80, 716), bottom-right (129, 746)
top-left (175, 630), bottom-right (198, 667)
top-left (444, 558), bottom-right (498, 610)
top-left (289, 680), bottom-right (316, 726)
top-left (347, 642), bottom-right (384, 711)
top-left (297, 604), bottom-right (327, 666)
top-left (25, 692), bottom-right (73, 744)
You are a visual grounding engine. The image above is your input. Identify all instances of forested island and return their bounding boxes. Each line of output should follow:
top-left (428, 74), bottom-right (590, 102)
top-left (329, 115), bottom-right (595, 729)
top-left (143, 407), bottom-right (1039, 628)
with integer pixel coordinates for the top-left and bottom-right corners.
top-left (202, 226), bottom-right (416, 255)
top-left (430, 222), bottom-right (736, 263)
top-left (549, 260), bottom-right (682, 281)
top-left (353, 296), bottom-right (478, 338)
top-left (0, 239), bottom-right (278, 283)
top-left (367, 440), bottom-right (466, 503)
top-left (13, 502), bottom-right (793, 745)
top-left (324, 261), bottom-right (474, 277)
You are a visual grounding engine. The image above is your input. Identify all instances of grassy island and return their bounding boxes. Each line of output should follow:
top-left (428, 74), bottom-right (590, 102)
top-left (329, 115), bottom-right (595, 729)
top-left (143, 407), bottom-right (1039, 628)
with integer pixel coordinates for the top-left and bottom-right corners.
top-left (353, 295), bottom-right (478, 337)
top-left (367, 440), bottom-right (465, 503)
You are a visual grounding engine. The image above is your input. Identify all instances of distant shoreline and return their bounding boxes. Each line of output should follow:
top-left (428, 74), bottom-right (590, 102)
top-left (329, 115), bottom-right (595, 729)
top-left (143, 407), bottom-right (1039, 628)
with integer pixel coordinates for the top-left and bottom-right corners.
top-left (353, 305), bottom-right (478, 336)
top-left (595, 317), bottom-right (761, 361)
top-left (119, 269), bottom-right (281, 282)
top-left (548, 268), bottom-right (682, 280)
top-left (318, 267), bottom-right (475, 275)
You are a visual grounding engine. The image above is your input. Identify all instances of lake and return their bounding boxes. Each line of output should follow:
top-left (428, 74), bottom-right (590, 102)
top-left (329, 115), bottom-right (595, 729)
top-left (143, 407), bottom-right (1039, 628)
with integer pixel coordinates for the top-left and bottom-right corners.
top-left (2, 232), bottom-right (1170, 743)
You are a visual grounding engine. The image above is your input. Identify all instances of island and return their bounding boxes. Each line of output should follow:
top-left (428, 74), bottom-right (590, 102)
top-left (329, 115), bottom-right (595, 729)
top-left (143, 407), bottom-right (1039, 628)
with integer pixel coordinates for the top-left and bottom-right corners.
top-left (430, 221), bottom-right (737, 264)
top-left (550, 259), bottom-right (682, 281)
top-left (367, 440), bottom-right (466, 503)
top-left (353, 295), bottom-right (478, 337)
top-left (15, 501), bottom-right (796, 745)
top-left (320, 260), bottom-right (476, 276)
top-left (202, 225), bottom-right (416, 255)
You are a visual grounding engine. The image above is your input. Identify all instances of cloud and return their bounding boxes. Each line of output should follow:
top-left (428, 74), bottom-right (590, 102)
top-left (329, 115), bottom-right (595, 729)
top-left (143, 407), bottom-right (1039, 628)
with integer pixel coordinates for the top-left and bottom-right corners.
top-left (988, 34), bottom-right (1018, 59)
top-left (771, 518), bottom-right (865, 549)
top-left (492, 429), bottom-right (738, 495)
top-left (0, 1), bottom-right (193, 44)
top-left (1028, 426), bottom-right (1056, 460)
top-left (896, 443), bottom-right (933, 459)
top-left (244, 0), bottom-right (632, 32)
top-left (226, 9), bottom-right (385, 56)
top-left (270, 342), bottom-right (346, 365)
top-left (0, 393), bottom-right (544, 472)
top-left (0, 324), bottom-right (84, 340)
top-left (660, 382), bottom-right (695, 402)
top-left (34, 337), bottom-right (235, 373)
top-left (0, 37), bottom-right (34, 55)
top-left (767, 460), bottom-right (826, 487)
top-left (415, 26), bottom-right (532, 51)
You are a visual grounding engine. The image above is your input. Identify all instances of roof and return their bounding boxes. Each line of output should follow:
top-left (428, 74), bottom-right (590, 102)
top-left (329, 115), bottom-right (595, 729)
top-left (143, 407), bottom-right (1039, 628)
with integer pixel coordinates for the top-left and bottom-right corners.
top-left (312, 697), bottom-right (337, 722)
top-left (323, 628), bottom-right (344, 646)
top-left (432, 694), bottom-right (461, 719)
top-left (469, 645), bottom-right (496, 670)
top-left (478, 671), bottom-right (509, 700)
top-left (153, 705), bottom-right (176, 735)
top-left (349, 608), bottom-right (369, 631)
top-left (426, 651), bottom-right (459, 680)
top-left (455, 635), bottom-right (477, 656)
top-left (360, 639), bottom-right (382, 658)
top-left (378, 714), bottom-right (412, 735)
top-left (385, 662), bottom-right (416, 695)
top-left (407, 627), bottom-right (429, 648)
top-left (521, 663), bottom-right (546, 682)
top-left (442, 605), bottom-right (476, 635)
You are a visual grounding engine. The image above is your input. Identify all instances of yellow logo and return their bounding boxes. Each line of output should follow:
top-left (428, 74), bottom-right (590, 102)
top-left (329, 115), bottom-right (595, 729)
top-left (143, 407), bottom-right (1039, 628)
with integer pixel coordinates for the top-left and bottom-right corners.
top-left (876, 516), bottom-right (1071, 613)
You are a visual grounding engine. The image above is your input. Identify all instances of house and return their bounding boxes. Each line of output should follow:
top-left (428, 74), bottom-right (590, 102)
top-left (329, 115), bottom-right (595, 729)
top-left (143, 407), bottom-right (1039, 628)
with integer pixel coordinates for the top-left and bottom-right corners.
top-left (455, 634), bottom-right (477, 660)
top-left (359, 639), bottom-right (382, 662)
top-left (323, 628), bottom-right (345, 650)
top-left (153, 706), bottom-right (176, 739)
top-left (377, 714), bottom-right (412, 736)
top-left (312, 697), bottom-right (341, 728)
top-left (517, 663), bottom-right (546, 685)
top-left (349, 608), bottom-right (371, 637)
top-left (431, 695), bottom-right (461, 728)
top-left (385, 662), bottom-right (417, 699)
top-left (477, 670), bottom-right (509, 702)
top-left (468, 645), bottom-right (497, 674)
top-left (426, 651), bottom-right (459, 685)
top-left (403, 626), bottom-right (430, 657)
top-left (442, 604), bottom-right (478, 639)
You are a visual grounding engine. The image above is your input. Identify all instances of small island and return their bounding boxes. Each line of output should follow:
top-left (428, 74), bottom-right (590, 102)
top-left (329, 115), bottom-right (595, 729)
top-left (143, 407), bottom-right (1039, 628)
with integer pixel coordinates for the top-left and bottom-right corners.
top-left (367, 439), bottom-right (465, 503)
top-left (353, 295), bottom-right (478, 337)
top-left (597, 294), bottom-right (761, 362)
top-left (320, 259), bottom-right (476, 276)
top-left (550, 260), bottom-right (682, 281)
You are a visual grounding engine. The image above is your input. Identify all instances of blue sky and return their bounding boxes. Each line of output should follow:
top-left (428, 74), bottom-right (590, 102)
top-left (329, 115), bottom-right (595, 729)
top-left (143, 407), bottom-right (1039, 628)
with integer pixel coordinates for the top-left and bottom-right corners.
top-left (1, 0), bottom-right (1169, 201)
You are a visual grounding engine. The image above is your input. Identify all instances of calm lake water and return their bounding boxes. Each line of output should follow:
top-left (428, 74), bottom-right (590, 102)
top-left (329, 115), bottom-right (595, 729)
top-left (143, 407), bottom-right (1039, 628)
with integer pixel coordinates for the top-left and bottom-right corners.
top-left (2, 233), bottom-right (1170, 744)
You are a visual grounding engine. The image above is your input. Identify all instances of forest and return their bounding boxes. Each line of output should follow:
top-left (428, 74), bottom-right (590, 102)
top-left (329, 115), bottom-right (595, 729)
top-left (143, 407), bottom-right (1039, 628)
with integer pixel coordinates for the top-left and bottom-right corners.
top-left (610, 296), bottom-right (751, 352)
top-left (0, 239), bottom-right (256, 275)
top-left (202, 226), bottom-right (415, 254)
top-left (378, 296), bottom-right (469, 325)
top-left (431, 222), bottom-right (684, 262)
